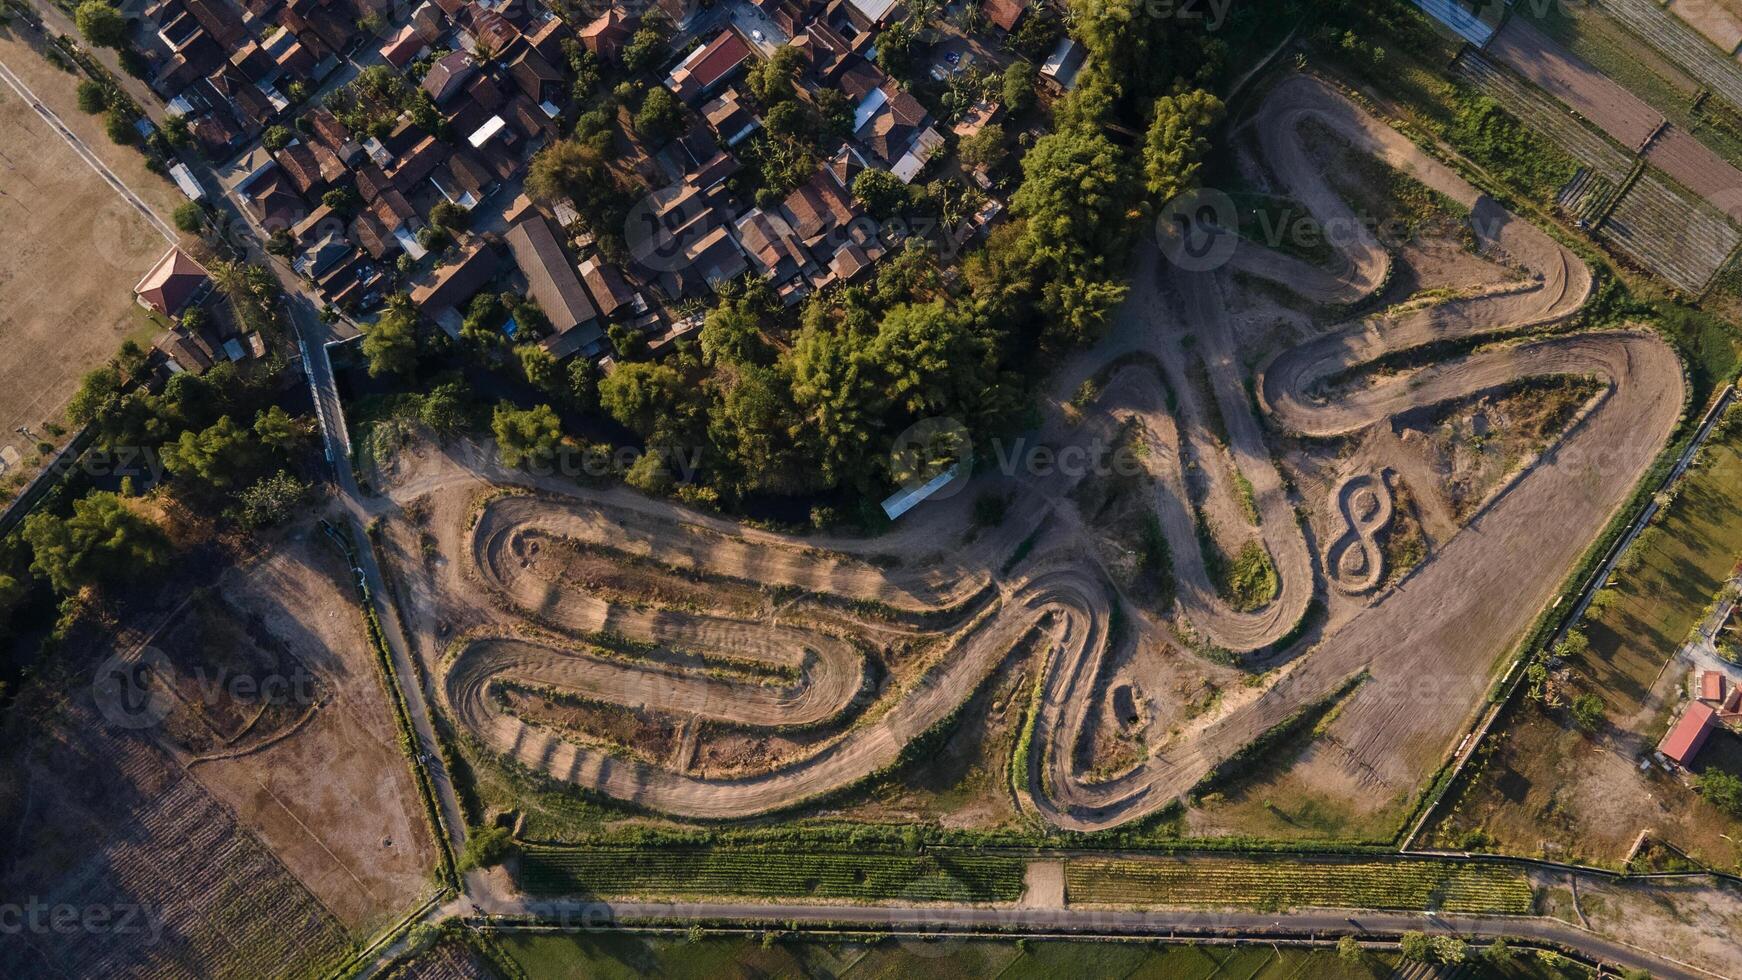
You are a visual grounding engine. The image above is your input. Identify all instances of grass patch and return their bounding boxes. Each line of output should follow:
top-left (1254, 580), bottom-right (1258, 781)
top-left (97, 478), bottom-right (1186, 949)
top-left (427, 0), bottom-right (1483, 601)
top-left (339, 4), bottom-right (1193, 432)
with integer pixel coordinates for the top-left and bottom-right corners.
top-left (1065, 856), bottom-right (1534, 914)
top-left (1204, 537), bottom-right (1280, 613)
top-left (1581, 411), bottom-right (1742, 713)
top-left (516, 847), bottom-right (1026, 902)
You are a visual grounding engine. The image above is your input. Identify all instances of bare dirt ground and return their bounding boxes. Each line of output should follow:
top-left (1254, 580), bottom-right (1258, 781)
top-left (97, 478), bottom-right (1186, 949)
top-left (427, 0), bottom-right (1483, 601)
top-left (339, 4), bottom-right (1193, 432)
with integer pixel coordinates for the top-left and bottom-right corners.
top-left (356, 73), bottom-right (1684, 841)
top-left (171, 523), bottom-right (440, 934)
top-left (1535, 868), bottom-right (1742, 979)
top-left (0, 31), bottom-right (183, 491)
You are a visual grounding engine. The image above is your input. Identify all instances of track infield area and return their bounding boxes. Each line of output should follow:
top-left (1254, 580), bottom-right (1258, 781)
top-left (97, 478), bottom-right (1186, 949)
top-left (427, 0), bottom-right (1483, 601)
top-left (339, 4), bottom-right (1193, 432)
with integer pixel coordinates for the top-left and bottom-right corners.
top-left (0, 35), bottom-right (179, 488)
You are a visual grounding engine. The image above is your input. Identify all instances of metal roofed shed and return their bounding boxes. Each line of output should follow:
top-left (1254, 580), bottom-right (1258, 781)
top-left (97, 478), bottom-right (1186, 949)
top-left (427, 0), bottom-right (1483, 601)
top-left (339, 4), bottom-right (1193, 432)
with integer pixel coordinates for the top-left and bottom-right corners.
top-left (881, 461), bottom-right (964, 521)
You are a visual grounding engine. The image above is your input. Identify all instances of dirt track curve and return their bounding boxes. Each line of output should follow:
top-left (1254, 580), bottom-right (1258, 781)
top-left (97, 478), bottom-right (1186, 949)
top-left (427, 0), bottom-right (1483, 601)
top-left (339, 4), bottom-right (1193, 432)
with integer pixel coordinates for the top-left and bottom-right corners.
top-left (430, 74), bottom-right (1684, 828)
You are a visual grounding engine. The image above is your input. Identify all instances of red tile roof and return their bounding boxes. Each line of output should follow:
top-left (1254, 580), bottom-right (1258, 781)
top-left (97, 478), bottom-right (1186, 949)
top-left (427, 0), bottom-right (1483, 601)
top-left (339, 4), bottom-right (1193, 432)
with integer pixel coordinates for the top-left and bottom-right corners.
top-left (1660, 701), bottom-right (1717, 765)
top-left (1701, 671), bottom-right (1727, 702)
top-left (134, 247), bottom-right (210, 316)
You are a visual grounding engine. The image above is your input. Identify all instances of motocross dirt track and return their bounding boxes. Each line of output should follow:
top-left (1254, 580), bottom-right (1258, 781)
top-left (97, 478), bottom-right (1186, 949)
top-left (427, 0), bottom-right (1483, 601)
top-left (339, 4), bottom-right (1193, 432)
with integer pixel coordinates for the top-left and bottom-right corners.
top-left (422, 75), bottom-right (1685, 829)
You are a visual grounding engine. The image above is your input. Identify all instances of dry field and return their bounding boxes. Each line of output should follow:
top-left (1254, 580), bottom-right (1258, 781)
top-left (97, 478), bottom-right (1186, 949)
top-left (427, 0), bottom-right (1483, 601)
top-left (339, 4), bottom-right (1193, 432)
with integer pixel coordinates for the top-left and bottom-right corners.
top-left (160, 526), bottom-right (441, 933)
top-left (351, 74), bottom-right (1684, 846)
top-left (0, 32), bottom-right (183, 494)
top-left (0, 699), bottom-right (354, 978)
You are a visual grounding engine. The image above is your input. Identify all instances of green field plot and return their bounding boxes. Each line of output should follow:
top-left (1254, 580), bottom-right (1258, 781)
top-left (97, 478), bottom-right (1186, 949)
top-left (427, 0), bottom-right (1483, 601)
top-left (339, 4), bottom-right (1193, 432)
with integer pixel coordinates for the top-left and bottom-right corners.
top-left (1584, 415), bottom-right (1742, 712)
top-left (517, 847), bottom-right (1027, 902)
top-left (1064, 857), bottom-right (1534, 914)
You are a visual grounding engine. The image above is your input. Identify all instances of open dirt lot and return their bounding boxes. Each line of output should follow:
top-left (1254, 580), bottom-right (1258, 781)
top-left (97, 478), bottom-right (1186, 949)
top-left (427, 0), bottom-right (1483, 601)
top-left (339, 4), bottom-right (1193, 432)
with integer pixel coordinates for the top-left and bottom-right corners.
top-left (356, 74), bottom-right (1683, 842)
top-left (0, 32), bottom-right (182, 491)
top-left (168, 524), bottom-right (440, 934)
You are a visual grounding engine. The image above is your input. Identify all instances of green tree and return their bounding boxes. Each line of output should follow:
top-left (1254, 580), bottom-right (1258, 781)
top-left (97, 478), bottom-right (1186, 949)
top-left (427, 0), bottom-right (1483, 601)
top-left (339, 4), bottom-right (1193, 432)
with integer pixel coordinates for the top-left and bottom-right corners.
top-left (237, 471), bottom-right (311, 529)
top-left (459, 825), bottom-right (515, 870)
top-left (745, 45), bottom-right (803, 106)
top-left (252, 405), bottom-right (304, 453)
top-left (76, 79), bottom-right (107, 114)
top-left (599, 360), bottom-right (687, 438)
top-left (786, 318), bottom-right (884, 489)
top-left (1484, 939), bottom-right (1515, 965)
top-left (517, 344), bottom-right (562, 394)
top-left (1008, 125), bottom-right (1133, 347)
top-left (263, 124), bottom-right (295, 152)
top-left (852, 168), bottom-right (910, 219)
top-left (1336, 936), bottom-right (1363, 962)
top-left (363, 296), bottom-right (419, 377)
top-left (419, 381), bottom-right (471, 436)
top-left (1001, 60), bottom-right (1036, 113)
top-left (958, 124), bottom-right (1007, 171)
top-left (104, 110), bottom-right (135, 146)
top-left (1695, 770), bottom-right (1742, 816)
top-left (700, 291), bottom-right (773, 366)
top-left (23, 491), bottom-right (169, 594)
top-left (1430, 936), bottom-right (1467, 965)
top-left (1398, 931), bottom-right (1430, 963)
top-left (492, 403), bottom-right (563, 468)
top-left (173, 201), bottom-right (205, 235)
top-left (567, 359), bottom-right (598, 411)
top-left (1570, 692), bottom-right (1605, 731)
top-left (322, 186), bottom-right (361, 215)
top-left (868, 299), bottom-right (991, 416)
top-left (68, 365), bottom-right (125, 425)
top-left (1142, 89), bottom-right (1223, 204)
top-left (633, 86), bottom-right (684, 145)
top-left (162, 415), bottom-right (264, 495)
top-left (76, 0), bottom-right (127, 47)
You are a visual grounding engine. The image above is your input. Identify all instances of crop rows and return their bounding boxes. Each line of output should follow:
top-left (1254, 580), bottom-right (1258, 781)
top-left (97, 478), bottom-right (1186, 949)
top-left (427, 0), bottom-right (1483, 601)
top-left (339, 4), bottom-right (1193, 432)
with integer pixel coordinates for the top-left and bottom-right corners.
top-left (1598, 169), bottom-right (1742, 292)
top-left (1597, 0), bottom-right (1742, 111)
top-left (1063, 858), bottom-right (1534, 914)
top-left (1454, 50), bottom-right (1634, 181)
top-left (518, 848), bottom-right (1027, 902)
top-left (1557, 168), bottom-right (1618, 223)
top-left (0, 730), bottom-right (352, 980)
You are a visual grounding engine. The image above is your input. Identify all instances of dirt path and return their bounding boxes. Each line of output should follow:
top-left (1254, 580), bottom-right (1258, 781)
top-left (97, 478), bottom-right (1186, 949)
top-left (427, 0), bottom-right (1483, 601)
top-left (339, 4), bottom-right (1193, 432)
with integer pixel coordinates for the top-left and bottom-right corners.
top-left (417, 74), bottom-right (1683, 830)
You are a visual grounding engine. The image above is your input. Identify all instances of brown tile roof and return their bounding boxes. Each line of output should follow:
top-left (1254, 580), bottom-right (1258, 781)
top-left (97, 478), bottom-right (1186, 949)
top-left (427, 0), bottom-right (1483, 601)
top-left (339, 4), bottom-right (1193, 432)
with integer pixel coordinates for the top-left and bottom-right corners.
top-left (579, 9), bottom-right (634, 60)
top-left (507, 46), bottom-right (563, 103)
top-left (389, 136), bottom-right (450, 191)
top-left (371, 186), bottom-right (418, 231)
top-left (423, 50), bottom-right (476, 103)
top-left (504, 214), bottom-right (599, 335)
top-left (134, 247), bottom-right (210, 316)
top-left (578, 256), bottom-right (636, 317)
top-left (981, 0), bottom-right (1026, 32)
top-left (351, 212), bottom-right (394, 259)
top-left (411, 241), bottom-right (501, 310)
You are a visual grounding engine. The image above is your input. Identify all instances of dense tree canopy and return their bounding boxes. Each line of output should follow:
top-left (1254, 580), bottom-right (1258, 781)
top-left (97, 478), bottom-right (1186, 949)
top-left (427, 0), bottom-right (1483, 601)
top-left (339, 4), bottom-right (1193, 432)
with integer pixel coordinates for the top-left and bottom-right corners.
top-left (23, 491), bottom-right (169, 594)
top-left (1142, 89), bottom-right (1224, 204)
top-left (363, 296), bottom-right (419, 377)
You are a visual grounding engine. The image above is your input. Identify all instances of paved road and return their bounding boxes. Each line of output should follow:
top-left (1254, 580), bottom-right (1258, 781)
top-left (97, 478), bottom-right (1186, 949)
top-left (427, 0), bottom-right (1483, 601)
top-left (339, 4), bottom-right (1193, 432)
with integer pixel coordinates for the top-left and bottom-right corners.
top-left (0, 54), bottom-right (177, 242)
top-left (474, 898), bottom-right (1720, 979)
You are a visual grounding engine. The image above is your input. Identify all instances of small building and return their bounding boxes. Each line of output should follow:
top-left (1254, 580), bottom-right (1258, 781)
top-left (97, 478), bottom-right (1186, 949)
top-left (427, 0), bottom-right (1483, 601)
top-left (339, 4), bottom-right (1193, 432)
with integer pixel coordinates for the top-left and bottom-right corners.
top-left (981, 0), bottom-right (1027, 32)
top-left (411, 240), bottom-right (501, 317)
top-left (1659, 700), bottom-right (1718, 768)
top-left (134, 247), bottom-right (211, 317)
top-left (380, 25), bottom-right (429, 68)
top-left (665, 29), bottom-right (752, 105)
top-left (1039, 36), bottom-right (1086, 92)
top-left (1699, 671), bottom-right (1728, 704)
